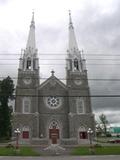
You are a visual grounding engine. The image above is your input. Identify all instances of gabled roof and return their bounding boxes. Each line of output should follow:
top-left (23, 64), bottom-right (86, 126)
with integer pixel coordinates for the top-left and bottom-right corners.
top-left (39, 74), bottom-right (67, 90)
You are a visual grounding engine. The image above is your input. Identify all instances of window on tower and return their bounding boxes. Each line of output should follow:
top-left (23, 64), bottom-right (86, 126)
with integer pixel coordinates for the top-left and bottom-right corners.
top-left (74, 58), bottom-right (79, 70)
top-left (76, 97), bottom-right (84, 114)
top-left (27, 58), bottom-right (31, 69)
top-left (23, 97), bottom-right (31, 113)
top-left (33, 59), bottom-right (36, 70)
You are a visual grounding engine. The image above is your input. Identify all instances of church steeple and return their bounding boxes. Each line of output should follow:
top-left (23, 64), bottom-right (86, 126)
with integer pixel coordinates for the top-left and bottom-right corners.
top-left (69, 10), bottom-right (79, 53)
top-left (19, 12), bottom-right (39, 71)
top-left (26, 12), bottom-right (36, 52)
top-left (67, 11), bottom-right (86, 73)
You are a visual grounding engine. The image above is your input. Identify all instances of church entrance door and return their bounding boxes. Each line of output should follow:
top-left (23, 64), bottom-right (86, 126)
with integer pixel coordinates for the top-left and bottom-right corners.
top-left (79, 131), bottom-right (87, 139)
top-left (49, 121), bottom-right (60, 144)
top-left (22, 131), bottom-right (29, 139)
top-left (22, 126), bottom-right (30, 139)
top-left (49, 128), bottom-right (59, 144)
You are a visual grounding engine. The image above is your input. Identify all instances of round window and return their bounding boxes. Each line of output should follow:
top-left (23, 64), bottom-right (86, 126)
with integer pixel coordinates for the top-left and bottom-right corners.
top-left (45, 96), bottom-right (62, 109)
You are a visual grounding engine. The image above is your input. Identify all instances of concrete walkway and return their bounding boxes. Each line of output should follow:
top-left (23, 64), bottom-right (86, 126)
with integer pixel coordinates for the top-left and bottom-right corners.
top-left (32, 144), bottom-right (74, 156)
top-left (0, 155), bottom-right (120, 160)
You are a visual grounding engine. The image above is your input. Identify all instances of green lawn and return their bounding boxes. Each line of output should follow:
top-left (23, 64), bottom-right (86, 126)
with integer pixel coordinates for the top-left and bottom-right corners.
top-left (72, 146), bottom-right (120, 155)
top-left (0, 146), bottom-right (40, 156)
top-left (1, 145), bottom-right (120, 156)
top-left (96, 137), bottom-right (120, 143)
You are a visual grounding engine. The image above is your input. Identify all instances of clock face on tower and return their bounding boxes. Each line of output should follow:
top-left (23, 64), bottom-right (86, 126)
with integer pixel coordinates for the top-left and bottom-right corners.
top-left (23, 77), bottom-right (32, 85)
top-left (45, 96), bottom-right (62, 109)
top-left (74, 79), bottom-right (82, 86)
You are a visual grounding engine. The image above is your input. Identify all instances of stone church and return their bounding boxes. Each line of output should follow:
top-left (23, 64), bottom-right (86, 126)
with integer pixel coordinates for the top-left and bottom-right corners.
top-left (13, 12), bottom-right (95, 145)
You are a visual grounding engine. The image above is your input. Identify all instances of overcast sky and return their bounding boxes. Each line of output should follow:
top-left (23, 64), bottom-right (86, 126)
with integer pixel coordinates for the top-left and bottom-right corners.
top-left (0, 0), bottom-right (120, 126)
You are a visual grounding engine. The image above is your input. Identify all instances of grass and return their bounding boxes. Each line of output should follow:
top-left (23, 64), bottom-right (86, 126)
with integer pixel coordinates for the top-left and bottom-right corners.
top-left (0, 146), bottom-right (40, 156)
top-left (1, 145), bottom-right (120, 156)
top-left (0, 139), bottom-right (12, 143)
top-left (72, 146), bottom-right (120, 155)
top-left (96, 136), bottom-right (120, 143)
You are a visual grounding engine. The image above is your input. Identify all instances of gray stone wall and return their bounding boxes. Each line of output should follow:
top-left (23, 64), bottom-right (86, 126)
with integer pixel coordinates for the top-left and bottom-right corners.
top-left (13, 113), bottom-right (39, 138)
top-left (13, 68), bottom-right (95, 145)
top-left (39, 114), bottom-right (69, 138)
top-left (69, 114), bottom-right (95, 138)
top-left (38, 78), bottom-right (69, 140)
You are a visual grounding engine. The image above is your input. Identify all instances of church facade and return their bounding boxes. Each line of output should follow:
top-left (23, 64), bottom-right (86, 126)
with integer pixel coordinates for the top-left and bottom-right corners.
top-left (13, 12), bottom-right (95, 145)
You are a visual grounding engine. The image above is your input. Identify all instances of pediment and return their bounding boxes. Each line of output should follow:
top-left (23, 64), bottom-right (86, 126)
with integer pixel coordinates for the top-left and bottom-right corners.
top-left (39, 75), bottom-right (67, 90)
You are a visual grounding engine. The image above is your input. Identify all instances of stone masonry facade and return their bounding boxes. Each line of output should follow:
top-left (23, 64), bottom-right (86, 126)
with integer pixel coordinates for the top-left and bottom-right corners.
top-left (13, 12), bottom-right (95, 145)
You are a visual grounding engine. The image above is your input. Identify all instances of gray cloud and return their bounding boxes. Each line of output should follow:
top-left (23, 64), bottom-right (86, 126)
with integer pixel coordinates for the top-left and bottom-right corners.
top-left (0, 0), bottom-right (9, 5)
top-left (1, 0), bottom-right (120, 125)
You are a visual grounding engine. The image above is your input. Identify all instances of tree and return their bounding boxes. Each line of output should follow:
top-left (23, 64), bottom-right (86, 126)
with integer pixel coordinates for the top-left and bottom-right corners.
top-left (95, 121), bottom-right (103, 136)
top-left (0, 76), bottom-right (14, 139)
top-left (99, 113), bottom-right (108, 136)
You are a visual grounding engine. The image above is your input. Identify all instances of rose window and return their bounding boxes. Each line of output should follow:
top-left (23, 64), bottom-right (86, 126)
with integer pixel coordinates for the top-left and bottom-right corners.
top-left (47, 96), bottom-right (60, 107)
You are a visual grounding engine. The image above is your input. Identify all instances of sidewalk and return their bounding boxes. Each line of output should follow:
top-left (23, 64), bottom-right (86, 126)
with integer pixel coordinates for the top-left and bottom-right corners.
top-left (32, 145), bottom-right (74, 156)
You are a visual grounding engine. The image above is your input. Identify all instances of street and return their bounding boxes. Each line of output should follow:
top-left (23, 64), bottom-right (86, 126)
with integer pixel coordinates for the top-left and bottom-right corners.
top-left (0, 156), bottom-right (120, 160)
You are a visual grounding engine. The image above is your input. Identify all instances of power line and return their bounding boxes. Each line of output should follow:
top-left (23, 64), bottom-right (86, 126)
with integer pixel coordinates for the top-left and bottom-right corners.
top-left (0, 63), bottom-right (120, 65)
top-left (1, 94), bottom-right (120, 97)
top-left (1, 77), bottom-right (120, 81)
top-left (1, 53), bottom-right (120, 56)
top-left (1, 58), bottom-right (120, 60)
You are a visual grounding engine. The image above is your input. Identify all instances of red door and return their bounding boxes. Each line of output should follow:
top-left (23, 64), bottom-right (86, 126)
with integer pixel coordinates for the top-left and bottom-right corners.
top-left (49, 128), bottom-right (59, 144)
top-left (79, 132), bottom-right (88, 139)
top-left (22, 131), bottom-right (29, 139)
top-left (51, 134), bottom-right (57, 144)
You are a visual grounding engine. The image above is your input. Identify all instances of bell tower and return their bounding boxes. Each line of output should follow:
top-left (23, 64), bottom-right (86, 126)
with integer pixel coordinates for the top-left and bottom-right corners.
top-left (15, 12), bottom-right (39, 112)
top-left (17, 12), bottom-right (39, 89)
top-left (66, 11), bottom-right (87, 87)
top-left (14, 13), bottom-right (39, 139)
top-left (19, 12), bottom-right (39, 72)
top-left (66, 11), bottom-right (94, 139)
top-left (14, 13), bottom-right (39, 140)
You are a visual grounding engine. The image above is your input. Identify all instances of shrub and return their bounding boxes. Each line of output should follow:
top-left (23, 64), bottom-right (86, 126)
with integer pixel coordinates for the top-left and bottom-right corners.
top-left (94, 143), bottom-right (102, 148)
top-left (5, 144), bottom-right (14, 148)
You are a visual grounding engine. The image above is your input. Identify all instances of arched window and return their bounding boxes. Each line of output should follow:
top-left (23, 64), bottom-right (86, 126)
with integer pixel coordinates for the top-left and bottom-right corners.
top-left (33, 59), bottom-right (36, 70)
top-left (74, 58), bottom-right (79, 70)
top-left (49, 121), bottom-right (59, 129)
top-left (76, 97), bottom-right (84, 114)
top-left (23, 97), bottom-right (31, 113)
top-left (26, 58), bottom-right (31, 69)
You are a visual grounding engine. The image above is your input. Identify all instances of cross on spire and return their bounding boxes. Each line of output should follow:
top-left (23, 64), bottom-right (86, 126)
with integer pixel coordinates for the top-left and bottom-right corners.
top-left (69, 10), bottom-right (73, 29)
top-left (51, 70), bottom-right (55, 76)
top-left (31, 11), bottom-right (35, 26)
